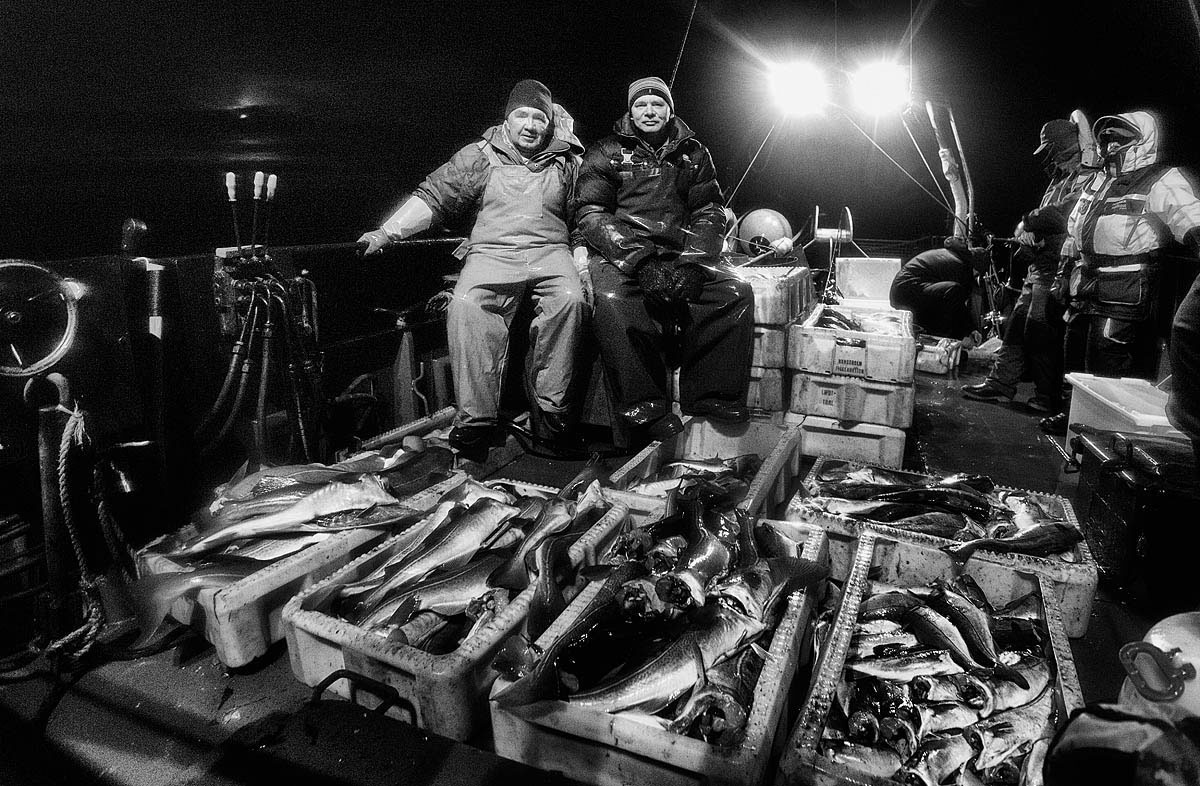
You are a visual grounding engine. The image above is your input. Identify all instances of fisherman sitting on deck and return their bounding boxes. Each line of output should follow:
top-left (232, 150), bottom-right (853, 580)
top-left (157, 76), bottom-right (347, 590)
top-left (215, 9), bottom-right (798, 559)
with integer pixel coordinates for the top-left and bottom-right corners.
top-left (358, 79), bottom-right (588, 462)
top-left (573, 76), bottom-right (755, 445)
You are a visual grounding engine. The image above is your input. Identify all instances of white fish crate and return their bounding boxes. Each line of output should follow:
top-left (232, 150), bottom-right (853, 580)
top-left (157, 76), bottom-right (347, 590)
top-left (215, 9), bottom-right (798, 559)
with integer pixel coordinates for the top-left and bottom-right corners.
top-left (753, 323), bottom-right (793, 369)
top-left (749, 367), bottom-right (788, 412)
top-left (798, 418), bottom-right (907, 469)
top-left (776, 530), bottom-right (1084, 786)
top-left (609, 416), bottom-right (805, 519)
top-left (784, 459), bottom-right (1098, 637)
top-left (489, 523), bottom-right (830, 786)
top-left (833, 257), bottom-right (902, 303)
top-left (738, 266), bottom-right (816, 325)
top-left (787, 304), bottom-right (917, 384)
top-left (790, 374), bottom-right (915, 429)
top-left (134, 465), bottom-right (471, 670)
top-left (281, 493), bottom-right (661, 742)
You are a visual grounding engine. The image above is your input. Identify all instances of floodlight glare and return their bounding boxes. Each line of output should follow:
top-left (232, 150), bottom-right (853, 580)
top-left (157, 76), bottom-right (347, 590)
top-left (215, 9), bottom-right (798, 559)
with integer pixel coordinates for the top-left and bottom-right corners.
top-left (851, 61), bottom-right (910, 116)
top-left (768, 62), bottom-right (829, 116)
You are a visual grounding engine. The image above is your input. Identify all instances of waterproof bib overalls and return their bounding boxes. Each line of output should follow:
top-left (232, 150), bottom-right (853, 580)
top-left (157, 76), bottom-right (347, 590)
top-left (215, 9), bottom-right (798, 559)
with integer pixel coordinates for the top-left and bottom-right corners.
top-left (446, 144), bottom-right (585, 428)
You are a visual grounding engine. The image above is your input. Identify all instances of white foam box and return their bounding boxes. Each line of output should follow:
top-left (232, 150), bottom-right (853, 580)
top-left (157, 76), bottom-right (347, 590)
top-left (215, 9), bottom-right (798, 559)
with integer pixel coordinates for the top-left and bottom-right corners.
top-left (489, 523), bottom-right (830, 786)
top-left (1065, 373), bottom-right (1185, 438)
top-left (609, 415), bottom-right (805, 520)
top-left (134, 409), bottom-right (466, 669)
top-left (785, 458), bottom-right (1099, 637)
top-left (749, 366), bottom-right (788, 412)
top-left (789, 372), bottom-right (915, 429)
top-left (798, 417), bottom-right (906, 468)
top-left (752, 321), bottom-right (794, 368)
top-left (776, 529), bottom-right (1084, 786)
top-left (915, 335), bottom-right (963, 376)
top-left (282, 489), bottom-right (661, 741)
top-left (737, 266), bottom-right (815, 325)
top-left (833, 256), bottom-right (902, 303)
top-left (787, 304), bottom-right (917, 383)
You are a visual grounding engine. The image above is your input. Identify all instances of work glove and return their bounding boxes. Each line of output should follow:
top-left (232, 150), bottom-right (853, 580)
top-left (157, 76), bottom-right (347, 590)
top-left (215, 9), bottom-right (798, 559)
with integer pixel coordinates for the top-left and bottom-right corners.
top-left (358, 229), bottom-right (393, 256)
top-left (671, 262), bottom-right (708, 303)
top-left (637, 256), bottom-right (677, 306)
top-left (1050, 256), bottom-right (1074, 305)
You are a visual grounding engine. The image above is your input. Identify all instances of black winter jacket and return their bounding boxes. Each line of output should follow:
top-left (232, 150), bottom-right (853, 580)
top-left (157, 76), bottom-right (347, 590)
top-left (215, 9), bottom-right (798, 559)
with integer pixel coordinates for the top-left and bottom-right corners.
top-left (574, 115), bottom-right (726, 273)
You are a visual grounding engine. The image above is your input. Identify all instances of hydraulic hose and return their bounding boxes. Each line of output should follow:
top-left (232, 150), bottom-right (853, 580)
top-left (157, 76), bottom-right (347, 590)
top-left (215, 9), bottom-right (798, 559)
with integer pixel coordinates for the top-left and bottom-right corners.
top-left (251, 293), bottom-right (276, 466)
top-left (270, 286), bottom-right (313, 462)
top-left (196, 291), bottom-right (261, 437)
top-left (201, 287), bottom-right (266, 457)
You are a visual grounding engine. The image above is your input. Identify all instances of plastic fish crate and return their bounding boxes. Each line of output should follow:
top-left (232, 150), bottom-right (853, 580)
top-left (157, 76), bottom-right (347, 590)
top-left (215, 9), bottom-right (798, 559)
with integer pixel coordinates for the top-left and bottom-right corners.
top-left (776, 530), bottom-right (1084, 786)
top-left (609, 416), bottom-right (805, 520)
top-left (789, 374), bottom-right (915, 429)
top-left (134, 423), bottom-right (470, 669)
top-left (915, 336), bottom-right (963, 377)
top-left (738, 266), bottom-right (816, 325)
top-left (798, 418), bottom-right (907, 469)
top-left (489, 523), bottom-right (830, 786)
top-left (1064, 373), bottom-right (1185, 439)
top-left (749, 367), bottom-right (788, 412)
top-left (784, 458), bottom-right (1098, 637)
top-left (281, 492), bottom-right (661, 742)
top-left (753, 323), bottom-right (793, 369)
top-left (787, 304), bottom-right (917, 384)
top-left (833, 257), bottom-right (902, 303)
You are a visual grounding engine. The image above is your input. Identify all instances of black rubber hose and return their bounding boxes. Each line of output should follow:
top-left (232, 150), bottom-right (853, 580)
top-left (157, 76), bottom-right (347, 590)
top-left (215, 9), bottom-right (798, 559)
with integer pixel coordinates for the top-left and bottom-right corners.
top-left (195, 293), bottom-right (260, 437)
top-left (200, 288), bottom-right (265, 457)
top-left (251, 295), bottom-right (275, 466)
top-left (271, 288), bottom-right (312, 462)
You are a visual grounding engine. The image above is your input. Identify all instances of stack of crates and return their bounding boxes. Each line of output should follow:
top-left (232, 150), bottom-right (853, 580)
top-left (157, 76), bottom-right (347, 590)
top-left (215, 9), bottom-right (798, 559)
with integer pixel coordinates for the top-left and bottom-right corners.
top-left (785, 257), bottom-right (915, 467)
top-left (735, 263), bottom-right (816, 420)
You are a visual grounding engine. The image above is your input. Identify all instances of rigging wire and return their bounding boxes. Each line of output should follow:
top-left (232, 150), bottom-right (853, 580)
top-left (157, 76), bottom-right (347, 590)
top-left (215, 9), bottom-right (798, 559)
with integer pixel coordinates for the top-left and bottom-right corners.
top-left (725, 120), bottom-right (779, 208)
top-left (902, 112), bottom-right (952, 207)
top-left (669, 0), bottom-right (701, 88)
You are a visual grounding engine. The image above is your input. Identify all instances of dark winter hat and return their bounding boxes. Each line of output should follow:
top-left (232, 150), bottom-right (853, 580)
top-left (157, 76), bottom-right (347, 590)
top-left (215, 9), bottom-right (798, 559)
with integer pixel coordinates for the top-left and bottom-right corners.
top-left (1022, 204), bottom-right (1067, 237)
top-left (627, 76), bottom-right (674, 111)
top-left (1034, 119), bottom-right (1078, 156)
top-left (505, 79), bottom-right (553, 119)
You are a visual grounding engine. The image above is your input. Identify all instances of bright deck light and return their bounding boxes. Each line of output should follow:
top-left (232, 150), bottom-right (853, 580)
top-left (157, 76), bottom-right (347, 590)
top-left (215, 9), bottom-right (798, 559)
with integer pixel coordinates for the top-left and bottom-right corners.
top-left (851, 61), bottom-right (910, 116)
top-left (768, 62), bottom-right (829, 116)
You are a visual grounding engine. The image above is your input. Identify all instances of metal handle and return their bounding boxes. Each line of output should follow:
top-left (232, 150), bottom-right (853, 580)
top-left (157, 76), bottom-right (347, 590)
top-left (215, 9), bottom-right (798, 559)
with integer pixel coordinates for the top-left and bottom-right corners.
top-left (1119, 641), bottom-right (1196, 702)
top-left (310, 669), bottom-right (417, 719)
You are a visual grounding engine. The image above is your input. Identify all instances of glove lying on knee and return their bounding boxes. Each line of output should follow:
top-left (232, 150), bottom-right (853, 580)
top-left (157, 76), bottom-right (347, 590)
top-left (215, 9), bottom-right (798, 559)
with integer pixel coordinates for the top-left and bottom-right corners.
top-left (671, 263), bottom-right (708, 303)
top-left (637, 257), bottom-right (678, 304)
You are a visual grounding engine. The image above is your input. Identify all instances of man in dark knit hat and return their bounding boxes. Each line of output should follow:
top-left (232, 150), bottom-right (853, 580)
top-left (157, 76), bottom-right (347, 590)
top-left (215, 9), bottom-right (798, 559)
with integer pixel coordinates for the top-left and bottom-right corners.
top-left (358, 79), bottom-right (588, 461)
top-left (573, 75), bottom-right (754, 444)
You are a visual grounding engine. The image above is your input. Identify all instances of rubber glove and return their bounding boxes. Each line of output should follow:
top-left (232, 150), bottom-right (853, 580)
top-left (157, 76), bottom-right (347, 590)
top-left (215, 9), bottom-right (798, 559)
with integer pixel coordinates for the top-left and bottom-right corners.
top-left (358, 229), bottom-right (393, 256)
top-left (637, 257), bottom-right (677, 305)
top-left (573, 246), bottom-right (593, 307)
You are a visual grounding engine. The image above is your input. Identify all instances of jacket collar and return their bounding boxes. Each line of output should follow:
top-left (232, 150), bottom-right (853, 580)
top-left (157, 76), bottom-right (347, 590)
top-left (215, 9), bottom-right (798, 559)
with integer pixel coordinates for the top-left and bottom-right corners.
top-left (483, 122), bottom-right (579, 167)
top-left (613, 114), bottom-right (696, 155)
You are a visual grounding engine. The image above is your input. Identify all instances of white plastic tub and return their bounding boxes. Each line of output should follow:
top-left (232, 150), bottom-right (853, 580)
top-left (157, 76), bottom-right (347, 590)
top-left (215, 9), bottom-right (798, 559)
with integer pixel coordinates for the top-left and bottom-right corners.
top-left (749, 366), bottom-right (788, 412)
top-left (737, 266), bottom-right (815, 325)
top-left (752, 323), bottom-right (792, 368)
top-left (1065, 373), bottom-right (1184, 438)
top-left (833, 257), bottom-right (902, 302)
top-left (788, 304), bottom-right (917, 384)
top-left (790, 373), bottom-right (915, 429)
top-left (798, 417), bottom-right (907, 468)
top-left (489, 524), bottom-right (830, 786)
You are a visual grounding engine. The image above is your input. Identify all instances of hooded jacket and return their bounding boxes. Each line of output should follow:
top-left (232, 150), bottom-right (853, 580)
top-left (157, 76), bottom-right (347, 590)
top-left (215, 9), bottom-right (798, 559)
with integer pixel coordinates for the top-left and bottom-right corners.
top-left (409, 105), bottom-right (585, 247)
top-left (1066, 111), bottom-right (1200, 320)
top-left (573, 115), bottom-right (727, 273)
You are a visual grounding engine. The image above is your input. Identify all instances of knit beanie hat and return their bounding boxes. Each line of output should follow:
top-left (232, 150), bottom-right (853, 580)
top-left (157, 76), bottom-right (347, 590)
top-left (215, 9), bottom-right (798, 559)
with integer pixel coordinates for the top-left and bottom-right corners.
top-left (505, 79), bottom-right (553, 118)
top-left (627, 76), bottom-right (674, 111)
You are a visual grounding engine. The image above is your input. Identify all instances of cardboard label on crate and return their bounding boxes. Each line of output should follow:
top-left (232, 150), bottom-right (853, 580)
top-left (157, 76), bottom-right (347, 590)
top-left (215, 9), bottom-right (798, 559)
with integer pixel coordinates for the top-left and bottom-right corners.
top-left (832, 344), bottom-right (867, 376)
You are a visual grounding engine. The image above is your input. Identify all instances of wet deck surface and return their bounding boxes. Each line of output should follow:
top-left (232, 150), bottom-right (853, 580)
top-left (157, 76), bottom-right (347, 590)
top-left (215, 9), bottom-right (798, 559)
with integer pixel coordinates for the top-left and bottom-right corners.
top-left (0, 358), bottom-right (1162, 784)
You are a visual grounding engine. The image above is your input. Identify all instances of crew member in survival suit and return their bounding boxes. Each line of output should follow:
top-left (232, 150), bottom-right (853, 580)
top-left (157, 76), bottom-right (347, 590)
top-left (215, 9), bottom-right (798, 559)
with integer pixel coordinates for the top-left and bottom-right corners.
top-left (1055, 111), bottom-right (1200, 380)
top-left (359, 79), bottom-right (588, 462)
top-left (573, 76), bottom-right (754, 444)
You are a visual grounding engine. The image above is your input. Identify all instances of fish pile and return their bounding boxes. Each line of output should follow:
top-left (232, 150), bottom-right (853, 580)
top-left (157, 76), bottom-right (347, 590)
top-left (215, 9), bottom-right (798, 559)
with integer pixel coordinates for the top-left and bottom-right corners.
top-left (492, 483), bottom-right (829, 748)
top-left (793, 461), bottom-right (1083, 565)
top-left (817, 307), bottom-right (909, 337)
top-left (304, 465), bottom-right (612, 654)
top-left (624, 453), bottom-right (762, 505)
top-left (132, 445), bottom-right (451, 643)
top-left (818, 576), bottom-right (1058, 785)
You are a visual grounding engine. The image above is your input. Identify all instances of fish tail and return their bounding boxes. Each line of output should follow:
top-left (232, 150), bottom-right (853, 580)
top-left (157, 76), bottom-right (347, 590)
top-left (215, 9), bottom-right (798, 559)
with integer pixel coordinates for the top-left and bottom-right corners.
top-left (385, 595), bottom-right (420, 628)
top-left (488, 558), bottom-right (530, 593)
top-left (940, 540), bottom-right (982, 564)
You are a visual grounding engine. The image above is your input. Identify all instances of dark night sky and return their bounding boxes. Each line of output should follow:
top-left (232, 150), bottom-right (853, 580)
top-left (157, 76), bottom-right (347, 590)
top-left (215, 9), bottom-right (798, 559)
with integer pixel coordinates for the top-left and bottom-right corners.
top-left (2, 0), bottom-right (1199, 260)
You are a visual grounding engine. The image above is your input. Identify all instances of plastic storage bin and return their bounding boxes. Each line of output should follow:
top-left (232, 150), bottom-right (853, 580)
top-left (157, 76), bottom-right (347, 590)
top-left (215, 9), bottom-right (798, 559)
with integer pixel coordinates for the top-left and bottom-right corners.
top-left (489, 524), bottom-right (830, 786)
top-left (797, 417), bottom-right (906, 468)
top-left (737, 266), bottom-right (815, 325)
top-left (752, 322), bottom-right (792, 368)
top-left (788, 304), bottom-right (917, 383)
top-left (833, 256), bottom-right (901, 302)
top-left (1065, 373), bottom-right (1185, 438)
top-left (749, 366), bottom-right (787, 411)
top-left (789, 373), bottom-right (914, 428)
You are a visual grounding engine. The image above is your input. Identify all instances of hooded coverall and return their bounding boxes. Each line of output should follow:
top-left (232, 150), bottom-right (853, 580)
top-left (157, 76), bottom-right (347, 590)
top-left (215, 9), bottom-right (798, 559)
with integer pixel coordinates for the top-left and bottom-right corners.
top-left (1063, 111), bottom-right (1200, 377)
top-left (574, 115), bottom-right (753, 424)
top-left (403, 121), bottom-right (587, 429)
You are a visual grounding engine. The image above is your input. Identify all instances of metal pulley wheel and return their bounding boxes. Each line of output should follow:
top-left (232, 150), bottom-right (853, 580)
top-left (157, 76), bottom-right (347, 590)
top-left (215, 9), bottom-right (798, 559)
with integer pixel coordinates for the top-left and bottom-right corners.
top-left (0, 260), bottom-right (83, 377)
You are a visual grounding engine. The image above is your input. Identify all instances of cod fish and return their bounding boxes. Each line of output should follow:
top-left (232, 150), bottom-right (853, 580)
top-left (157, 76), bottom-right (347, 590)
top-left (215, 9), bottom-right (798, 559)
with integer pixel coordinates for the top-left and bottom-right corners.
top-left (896, 733), bottom-right (974, 786)
top-left (488, 497), bottom-right (571, 592)
top-left (967, 683), bottom-right (1056, 770)
top-left (911, 673), bottom-right (994, 714)
top-left (491, 561), bottom-right (648, 708)
top-left (881, 512), bottom-right (970, 539)
top-left (655, 500), bottom-right (735, 608)
top-left (172, 476), bottom-right (402, 557)
top-left (942, 520), bottom-right (1083, 564)
top-left (712, 557), bottom-right (829, 622)
top-left (925, 580), bottom-right (1003, 666)
top-left (848, 629), bottom-right (920, 660)
top-left (870, 487), bottom-right (992, 520)
top-left (356, 551), bottom-right (511, 629)
top-left (904, 604), bottom-right (1029, 689)
top-left (525, 534), bottom-right (577, 641)
top-left (131, 562), bottom-right (259, 645)
top-left (566, 605), bottom-right (765, 714)
top-left (846, 648), bottom-right (963, 681)
top-left (986, 651), bottom-right (1052, 712)
top-left (668, 644), bottom-right (764, 746)
top-left (823, 740), bottom-right (902, 779)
